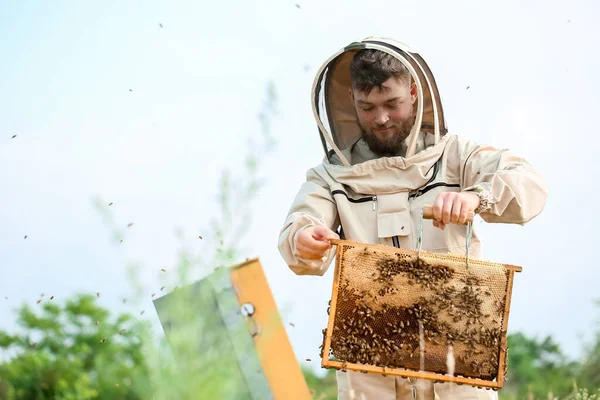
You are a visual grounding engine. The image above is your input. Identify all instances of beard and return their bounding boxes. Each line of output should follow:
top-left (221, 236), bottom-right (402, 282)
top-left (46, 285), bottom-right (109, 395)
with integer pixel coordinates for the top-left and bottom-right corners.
top-left (359, 110), bottom-right (415, 157)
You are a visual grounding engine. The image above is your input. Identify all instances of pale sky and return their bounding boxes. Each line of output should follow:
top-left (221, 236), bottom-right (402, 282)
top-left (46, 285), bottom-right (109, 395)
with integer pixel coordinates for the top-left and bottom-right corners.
top-left (1, 0), bottom-right (600, 375)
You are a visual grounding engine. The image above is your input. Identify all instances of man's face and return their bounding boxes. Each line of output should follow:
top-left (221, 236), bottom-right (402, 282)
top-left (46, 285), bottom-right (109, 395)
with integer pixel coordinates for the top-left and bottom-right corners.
top-left (351, 76), bottom-right (417, 156)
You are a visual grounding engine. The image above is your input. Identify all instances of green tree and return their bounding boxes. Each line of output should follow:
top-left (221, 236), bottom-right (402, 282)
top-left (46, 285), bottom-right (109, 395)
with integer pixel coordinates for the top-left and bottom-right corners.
top-left (0, 294), bottom-right (151, 400)
top-left (578, 300), bottom-right (600, 391)
top-left (500, 332), bottom-right (578, 400)
top-left (302, 367), bottom-right (337, 399)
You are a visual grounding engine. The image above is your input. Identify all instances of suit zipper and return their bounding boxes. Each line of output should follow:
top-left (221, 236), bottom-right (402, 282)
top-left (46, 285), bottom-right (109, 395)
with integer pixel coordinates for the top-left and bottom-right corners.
top-left (409, 182), bottom-right (460, 199)
top-left (332, 190), bottom-right (375, 204)
top-left (372, 196), bottom-right (378, 211)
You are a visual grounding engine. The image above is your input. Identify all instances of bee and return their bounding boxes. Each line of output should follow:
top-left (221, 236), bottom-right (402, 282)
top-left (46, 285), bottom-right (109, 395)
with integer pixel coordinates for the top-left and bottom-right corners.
top-left (12, 135), bottom-right (17, 139)
top-left (140, 310), bottom-right (145, 315)
top-left (108, 202), bottom-right (113, 206)
top-left (306, 358), bottom-right (311, 361)
top-left (161, 268), bottom-right (166, 272)
top-left (127, 223), bottom-right (133, 228)
top-left (96, 321), bottom-right (99, 326)
top-left (30, 342), bottom-right (37, 348)
top-left (100, 338), bottom-right (106, 343)
top-left (36, 299), bottom-right (42, 304)
top-left (151, 293), bottom-right (156, 298)
top-left (50, 296), bottom-right (54, 300)
top-left (199, 236), bottom-right (203, 240)
top-left (289, 322), bottom-right (295, 327)
top-left (24, 235), bottom-right (27, 239)
top-left (119, 329), bottom-right (127, 334)
top-left (96, 292), bottom-right (100, 297)
top-left (160, 286), bottom-right (165, 291)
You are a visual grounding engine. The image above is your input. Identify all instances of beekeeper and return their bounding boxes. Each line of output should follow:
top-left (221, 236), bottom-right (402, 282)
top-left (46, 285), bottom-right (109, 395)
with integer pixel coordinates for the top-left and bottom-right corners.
top-left (278, 37), bottom-right (547, 399)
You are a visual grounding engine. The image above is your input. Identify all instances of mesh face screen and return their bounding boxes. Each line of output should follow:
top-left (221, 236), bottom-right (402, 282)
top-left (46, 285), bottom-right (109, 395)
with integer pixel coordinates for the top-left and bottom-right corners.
top-left (323, 241), bottom-right (518, 383)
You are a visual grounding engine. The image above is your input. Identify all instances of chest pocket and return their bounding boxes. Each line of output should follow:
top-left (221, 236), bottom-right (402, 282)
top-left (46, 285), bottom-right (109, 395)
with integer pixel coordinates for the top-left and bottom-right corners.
top-left (376, 192), bottom-right (412, 239)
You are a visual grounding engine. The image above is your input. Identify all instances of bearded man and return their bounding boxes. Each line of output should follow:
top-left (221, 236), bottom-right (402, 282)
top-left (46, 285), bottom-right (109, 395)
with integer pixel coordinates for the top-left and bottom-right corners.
top-left (278, 37), bottom-right (547, 399)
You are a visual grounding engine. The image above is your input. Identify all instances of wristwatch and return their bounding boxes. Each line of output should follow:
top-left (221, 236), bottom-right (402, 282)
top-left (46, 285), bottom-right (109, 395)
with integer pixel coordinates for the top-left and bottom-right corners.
top-left (467, 186), bottom-right (494, 214)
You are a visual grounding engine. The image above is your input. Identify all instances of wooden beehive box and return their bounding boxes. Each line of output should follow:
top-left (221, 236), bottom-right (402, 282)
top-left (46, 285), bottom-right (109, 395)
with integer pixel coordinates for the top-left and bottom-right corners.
top-left (320, 239), bottom-right (521, 390)
top-left (154, 258), bottom-right (312, 400)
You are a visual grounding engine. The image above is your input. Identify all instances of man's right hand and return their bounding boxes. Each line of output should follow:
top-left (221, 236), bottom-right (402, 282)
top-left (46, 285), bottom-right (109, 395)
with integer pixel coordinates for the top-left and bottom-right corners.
top-left (296, 225), bottom-right (337, 260)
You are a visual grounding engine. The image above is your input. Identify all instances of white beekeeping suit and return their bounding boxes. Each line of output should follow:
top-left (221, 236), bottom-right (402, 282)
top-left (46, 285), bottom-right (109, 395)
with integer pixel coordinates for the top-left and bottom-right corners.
top-left (278, 37), bottom-right (547, 399)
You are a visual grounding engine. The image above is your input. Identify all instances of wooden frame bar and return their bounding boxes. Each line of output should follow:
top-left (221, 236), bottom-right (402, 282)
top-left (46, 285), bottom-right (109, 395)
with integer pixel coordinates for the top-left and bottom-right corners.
top-left (322, 359), bottom-right (499, 389)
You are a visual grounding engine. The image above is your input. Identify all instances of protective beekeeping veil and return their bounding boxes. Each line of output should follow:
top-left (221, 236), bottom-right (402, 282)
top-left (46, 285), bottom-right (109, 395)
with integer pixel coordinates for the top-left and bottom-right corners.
top-left (312, 37), bottom-right (448, 166)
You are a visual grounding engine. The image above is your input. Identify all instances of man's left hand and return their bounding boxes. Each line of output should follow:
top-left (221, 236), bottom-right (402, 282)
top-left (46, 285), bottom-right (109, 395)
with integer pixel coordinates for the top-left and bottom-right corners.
top-left (431, 192), bottom-right (480, 230)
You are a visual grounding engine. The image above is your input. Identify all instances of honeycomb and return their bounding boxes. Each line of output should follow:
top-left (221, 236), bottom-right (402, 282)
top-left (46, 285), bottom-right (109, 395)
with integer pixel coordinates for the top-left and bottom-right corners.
top-left (321, 240), bottom-right (521, 386)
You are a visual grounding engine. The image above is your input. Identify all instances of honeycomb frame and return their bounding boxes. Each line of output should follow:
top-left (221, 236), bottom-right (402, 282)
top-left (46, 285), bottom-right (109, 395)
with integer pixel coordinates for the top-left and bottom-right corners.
top-left (320, 239), bottom-right (522, 389)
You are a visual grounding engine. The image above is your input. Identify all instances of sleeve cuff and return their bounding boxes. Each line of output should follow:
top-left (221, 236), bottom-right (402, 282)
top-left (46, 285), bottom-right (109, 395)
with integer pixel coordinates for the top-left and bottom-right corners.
top-left (463, 184), bottom-right (495, 214)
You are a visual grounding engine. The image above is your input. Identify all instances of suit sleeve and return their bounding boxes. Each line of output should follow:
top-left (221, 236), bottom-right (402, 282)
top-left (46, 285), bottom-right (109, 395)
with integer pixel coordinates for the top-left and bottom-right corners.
top-left (458, 139), bottom-right (548, 224)
top-left (278, 167), bottom-right (340, 276)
